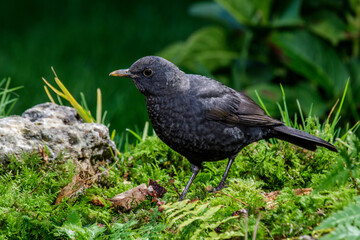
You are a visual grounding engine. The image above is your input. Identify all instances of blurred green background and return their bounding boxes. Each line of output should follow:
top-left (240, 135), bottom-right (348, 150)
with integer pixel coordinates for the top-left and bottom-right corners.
top-left (1, 0), bottom-right (359, 133)
top-left (0, 0), bottom-right (206, 131)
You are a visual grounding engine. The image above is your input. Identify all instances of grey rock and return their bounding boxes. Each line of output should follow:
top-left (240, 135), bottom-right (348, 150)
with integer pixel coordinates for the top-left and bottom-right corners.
top-left (0, 102), bottom-right (116, 164)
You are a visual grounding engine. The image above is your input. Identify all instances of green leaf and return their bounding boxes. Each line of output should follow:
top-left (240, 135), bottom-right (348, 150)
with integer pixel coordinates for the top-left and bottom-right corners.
top-left (166, 201), bottom-right (198, 228)
top-left (347, 58), bottom-right (360, 99)
top-left (290, 82), bottom-right (328, 117)
top-left (320, 224), bottom-right (360, 240)
top-left (316, 197), bottom-right (360, 229)
top-left (189, 2), bottom-right (241, 29)
top-left (216, 0), bottom-right (272, 26)
top-left (65, 211), bottom-right (82, 227)
top-left (271, 0), bottom-right (303, 27)
top-left (246, 83), bottom-right (283, 116)
top-left (308, 11), bottom-right (347, 45)
top-left (210, 230), bottom-right (245, 239)
top-left (269, 31), bottom-right (349, 95)
top-left (158, 27), bottom-right (238, 73)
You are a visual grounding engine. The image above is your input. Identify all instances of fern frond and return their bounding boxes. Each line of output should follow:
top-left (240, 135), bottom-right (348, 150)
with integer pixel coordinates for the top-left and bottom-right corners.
top-left (317, 200), bottom-right (360, 230)
top-left (320, 224), bottom-right (360, 240)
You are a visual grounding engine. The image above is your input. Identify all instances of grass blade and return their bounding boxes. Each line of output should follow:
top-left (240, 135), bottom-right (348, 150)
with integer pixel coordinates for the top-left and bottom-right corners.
top-left (96, 88), bottom-right (102, 123)
top-left (255, 90), bottom-right (271, 116)
top-left (54, 76), bottom-right (94, 123)
top-left (44, 86), bottom-right (55, 103)
top-left (330, 78), bottom-right (349, 135)
top-left (126, 128), bottom-right (142, 142)
top-left (42, 77), bottom-right (67, 99)
top-left (296, 99), bottom-right (305, 130)
top-left (142, 122), bottom-right (149, 141)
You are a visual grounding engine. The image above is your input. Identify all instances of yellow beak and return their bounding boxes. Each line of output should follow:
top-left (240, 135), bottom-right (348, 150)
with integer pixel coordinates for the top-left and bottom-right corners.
top-left (109, 69), bottom-right (133, 77)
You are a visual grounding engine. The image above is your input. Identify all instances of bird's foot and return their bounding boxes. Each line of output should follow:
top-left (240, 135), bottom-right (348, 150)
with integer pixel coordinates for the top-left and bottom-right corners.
top-left (179, 193), bottom-right (185, 201)
top-left (209, 181), bottom-right (226, 193)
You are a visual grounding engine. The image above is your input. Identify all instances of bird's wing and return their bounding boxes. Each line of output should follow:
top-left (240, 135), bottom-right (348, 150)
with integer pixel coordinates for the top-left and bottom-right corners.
top-left (202, 90), bottom-right (283, 126)
top-left (188, 74), bottom-right (283, 127)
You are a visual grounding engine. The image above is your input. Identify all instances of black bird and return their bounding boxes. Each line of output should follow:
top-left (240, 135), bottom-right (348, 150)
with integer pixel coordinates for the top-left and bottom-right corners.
top-left (110, 56), bottom-right (337, 201)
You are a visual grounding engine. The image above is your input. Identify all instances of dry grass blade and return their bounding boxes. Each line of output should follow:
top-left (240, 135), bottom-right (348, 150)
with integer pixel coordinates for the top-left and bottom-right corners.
top-left (327, 98), bottom-right (339, 124)
top-left (54, 76), bottom-right (93, 123)
top-left (42, 77), bottom-right (67, 99)
top-left (43, 86), bottom-right (55, 103)
top-left (96, 88), bottom-right (102, 123)
top-left (43, 67), bottom-right (95, 123)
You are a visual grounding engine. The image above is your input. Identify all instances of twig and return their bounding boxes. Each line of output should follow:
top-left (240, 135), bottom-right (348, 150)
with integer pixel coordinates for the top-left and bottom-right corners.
top-left (169, 179), bottom-right (180, 197)
top-left (265, 226), bottom-right (274, 240)
top-left (252, 211), bottom-right (261, 240)
top-left (214, 191), bottom-right (248, 206)
top-left (244, 210), bottom-right (248, 240)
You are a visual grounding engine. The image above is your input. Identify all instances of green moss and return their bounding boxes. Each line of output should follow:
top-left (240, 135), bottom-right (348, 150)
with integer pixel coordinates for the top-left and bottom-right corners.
top-left (0, 119), bottom-right (358, 239)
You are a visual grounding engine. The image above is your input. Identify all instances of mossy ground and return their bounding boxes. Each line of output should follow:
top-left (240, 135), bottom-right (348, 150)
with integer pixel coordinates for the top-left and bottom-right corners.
top-left (0, 124), bottom-right (359, 239)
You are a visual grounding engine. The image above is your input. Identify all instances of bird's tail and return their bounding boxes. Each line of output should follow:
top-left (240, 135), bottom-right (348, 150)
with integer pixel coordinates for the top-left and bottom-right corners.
top-left (272, 125), bottom-right (337, 152)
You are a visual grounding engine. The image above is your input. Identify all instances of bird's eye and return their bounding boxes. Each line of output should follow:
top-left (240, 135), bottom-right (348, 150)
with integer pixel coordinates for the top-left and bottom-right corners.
top-left (143, 68), bottom-right (153, 77)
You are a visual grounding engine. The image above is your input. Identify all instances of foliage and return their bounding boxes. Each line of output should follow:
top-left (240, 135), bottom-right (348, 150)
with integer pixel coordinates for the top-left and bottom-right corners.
top-left (0, 126), bottom-right (356, 240)
top-left (316, 132), bottom-right (360, 193)
top-left (315, 196), bottom-right (360, 239)
top-left (42, 68), bottom-right (107, 125)
top-left (0, 153), bottom-right (77, 239)
top-left (0, 78), bottom-right (22, 117)
top-left (264, 187), bottom-right (355, 238)
top-left (1, 70), bottom-right (358, 239)
top-left (164, 200), bottom-right (244, 239)
top-left (159, 0), bottom-right (360, 126)
top-left (7, 71), bottom-right (352, 239)
top-left (54, 211), bottom-right (105, 240)
top-left (0, 0), bottom-right (204, 132)
top-left (0, 131), bottom-right (357, 239)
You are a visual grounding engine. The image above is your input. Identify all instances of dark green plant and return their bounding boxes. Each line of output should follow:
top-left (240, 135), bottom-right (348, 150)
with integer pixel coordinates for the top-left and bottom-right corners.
top-left (163, 200), bottom-right (244, 239)
top-left (159, 0), bottom-right (360, 126)
top-left (315, 196), bottom-right (360, 239)
top-left (316, 132), bottom-right (360, 194)
top-left (1, 78), bottom-right (359, 239)
top-left (0, 78), bottom-right (22, 117)
top-left (0, 153), bottom-right (77, 239)
top-left (54, 211), bottom-right (105, 240)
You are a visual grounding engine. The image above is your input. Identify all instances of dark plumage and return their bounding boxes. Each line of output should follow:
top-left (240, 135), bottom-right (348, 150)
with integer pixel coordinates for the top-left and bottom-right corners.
top-left (110, 56), bottom-right (337, 200)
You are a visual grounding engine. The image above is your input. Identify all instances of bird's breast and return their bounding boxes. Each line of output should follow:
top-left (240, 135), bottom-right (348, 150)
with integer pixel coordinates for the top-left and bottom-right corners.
top-left (144, 95), bottom-right (246, 161)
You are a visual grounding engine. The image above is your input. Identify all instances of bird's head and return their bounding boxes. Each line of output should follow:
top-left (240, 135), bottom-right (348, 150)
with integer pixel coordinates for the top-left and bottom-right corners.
top-left (109, 56), bottom-right (189, 96)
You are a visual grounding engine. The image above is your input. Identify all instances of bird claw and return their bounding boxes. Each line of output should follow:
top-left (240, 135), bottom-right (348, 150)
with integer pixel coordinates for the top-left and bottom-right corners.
top-left (208, 188), bottom-right (217, 193)
top-left (209, 184), bottom-right (225, 193)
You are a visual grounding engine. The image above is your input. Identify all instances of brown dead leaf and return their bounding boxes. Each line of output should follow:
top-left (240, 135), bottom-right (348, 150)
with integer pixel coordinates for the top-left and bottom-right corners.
top-left (123, 171), bottom-right (130, 181)
top-left (38, 145), bottom-right (49, 164)
top-left (148, 179), bottom-right (167, 198)
top-left (55, 174), bottom-right (87, 204)
top-left (169, 179), bottom-right (180, 197)
top-left (91, 196), bottom-right (105, 207)
top-left (109, 184), bottom-right (149, 210)
top-left (263, 190), bottom-right (280, 202)
top-left (293, 188), bottom-right (313, 196)
top-left (108, 180), bottom-right (168, 211)
top-left (205, 185), bottom-right (213, 192)
top-left (263, 188), bottom-right (314, 209)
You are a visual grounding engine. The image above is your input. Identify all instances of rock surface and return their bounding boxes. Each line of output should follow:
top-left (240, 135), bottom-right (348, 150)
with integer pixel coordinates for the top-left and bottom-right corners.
top-left (0, 102), bottom-right (116, 164)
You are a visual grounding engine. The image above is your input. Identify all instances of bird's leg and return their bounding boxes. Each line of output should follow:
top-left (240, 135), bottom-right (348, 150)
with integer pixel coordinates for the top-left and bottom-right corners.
top-left (211, 155), bottom-right (237, 192)
top-left (179, 164), bottom-right (201, 201)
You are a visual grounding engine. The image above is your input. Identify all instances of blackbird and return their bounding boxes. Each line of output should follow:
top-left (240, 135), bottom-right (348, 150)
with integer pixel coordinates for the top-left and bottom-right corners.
top-left (110, 56), bottom-right (337, 201)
